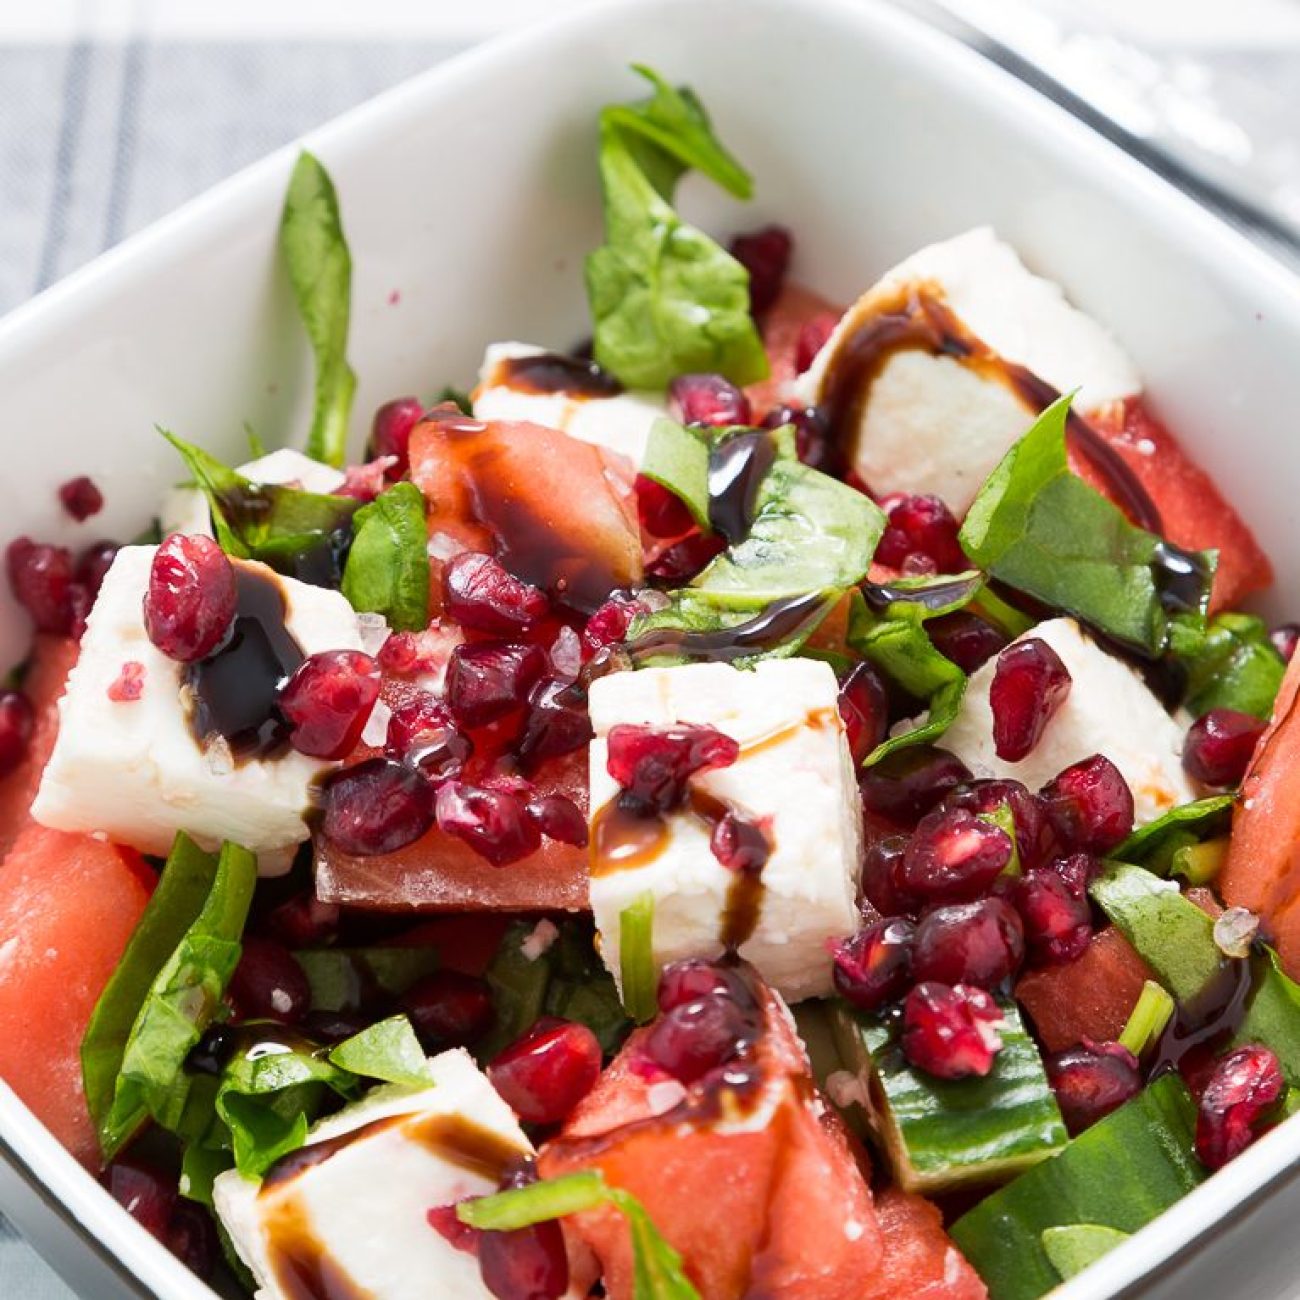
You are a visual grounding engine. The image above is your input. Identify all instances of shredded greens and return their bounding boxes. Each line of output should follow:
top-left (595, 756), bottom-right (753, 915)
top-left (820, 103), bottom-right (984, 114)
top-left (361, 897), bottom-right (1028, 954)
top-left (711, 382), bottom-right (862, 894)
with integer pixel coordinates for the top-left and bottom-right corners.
top-left (340, 480), bottom-right (430, 631)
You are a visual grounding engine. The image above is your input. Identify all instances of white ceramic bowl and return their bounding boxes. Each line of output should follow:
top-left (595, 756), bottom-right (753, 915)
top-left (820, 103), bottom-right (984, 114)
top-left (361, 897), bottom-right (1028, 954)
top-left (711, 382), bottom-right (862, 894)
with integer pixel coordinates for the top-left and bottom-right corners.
top-left (3, 0), bottom-right (1300, 1295)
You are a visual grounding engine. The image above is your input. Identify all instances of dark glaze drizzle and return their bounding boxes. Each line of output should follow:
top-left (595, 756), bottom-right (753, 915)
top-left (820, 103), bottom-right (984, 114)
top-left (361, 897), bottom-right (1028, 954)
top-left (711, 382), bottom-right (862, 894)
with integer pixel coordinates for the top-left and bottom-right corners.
top-left (628, 591), bottom-right (835, 665)
top-left (186, 1021), bottom-right (323, 1078)
top-left (707, 430), bottom-right (778, 546)
top-left (184, 566), bottom-right (304, 764)
top-left (494, 351), bottom-right (623, 399)
top-left (1151, 540), bottom-right (1215, 616)
top-left (816, 286), bottom-right (1163, 534)
top-left (1148, 955), bottom-right (1255, 1081)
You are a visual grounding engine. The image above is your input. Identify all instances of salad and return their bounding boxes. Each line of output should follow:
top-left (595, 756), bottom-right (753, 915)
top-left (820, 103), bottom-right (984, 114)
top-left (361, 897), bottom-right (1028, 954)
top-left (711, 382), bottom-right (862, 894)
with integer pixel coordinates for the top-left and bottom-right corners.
top-left (0, 62), bottom-right (1296, 1300)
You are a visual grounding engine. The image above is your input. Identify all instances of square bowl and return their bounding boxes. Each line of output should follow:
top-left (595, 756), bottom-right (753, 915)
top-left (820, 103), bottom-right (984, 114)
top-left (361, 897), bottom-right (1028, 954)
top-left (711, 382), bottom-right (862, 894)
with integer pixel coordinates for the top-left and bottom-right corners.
top-left (3, 0), bottom-right (1300, 1295)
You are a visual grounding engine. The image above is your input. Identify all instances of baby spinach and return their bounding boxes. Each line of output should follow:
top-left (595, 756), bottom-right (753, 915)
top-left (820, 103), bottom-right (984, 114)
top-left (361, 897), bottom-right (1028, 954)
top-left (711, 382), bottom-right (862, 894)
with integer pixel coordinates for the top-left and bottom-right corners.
top-left (959, 394), bottom-right (1215, 657)
top-left (292, 945), bottom-right (441, 1013)
top-left (340, 481), bottom-right (430, 631)
top-left (1111, 794), bottom-right (1235, 875)
top-left (1179, 612), bottom-right (1285, 720)
top-left (280, 151), bottom-right (357, 467)
top-left (327, 1015), bottom-right (431, 1088)
top-left (586, 65), bottom-right (767, 390)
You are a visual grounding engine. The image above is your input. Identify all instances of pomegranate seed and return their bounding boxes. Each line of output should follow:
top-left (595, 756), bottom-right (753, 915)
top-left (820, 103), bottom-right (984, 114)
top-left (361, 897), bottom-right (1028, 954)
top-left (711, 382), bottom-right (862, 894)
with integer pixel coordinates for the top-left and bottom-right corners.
top-left (516, 678), bottom-right (593, 768)
top-left (831, 917), bottom-right (916, 1010)
top-left (942, 779), bottom-right (1056, 871)
top-left (166, 1200), bottom-right (218, 1279)
top-left (1039, 754), bottom-right (1134, 854)
top-left (428, 1203), bottom-right (480, 1254)
top-left (643, 994), bottom-right (758, 1084)
top-left (478, 1220), bottom-right (569, 1300)
top-left (1270, 624), bottom-right (1299, 664)
top-left (859, 746), bottom-right (972, 827)
top-left (929, 611), bottom-right (1009, 673)
top-left (1195, 1044), bottom-right (1285, 1169)
top-left (370, 396), bottom-right (426, 471)
top-left (443, 552), bottom-right (550, 635)
top-left (710, 812), bottom-right (769, 872)
top-left (385, 693), bottom-right (471, 784)
top-left (1045, 1041), bottom-right (1141, 1135)
top-left (657, 958), bottom-right (744, 1013)
top-left (6, 537), bottom-right (77, 634)
top-left (635, 474), bottom-right (696, 540)
top-left (1182, 709), bottom-right (1266, 788)
top-left (1012, 858), bottom-right (1094, 965)
top-left (228, 936), bottom-right (311, 1024)
top-left (911, 898), bottom-right (1025, 989)
top-left (605, 723), bottom-right (739, 816)
top-left (401, 970), bottom-right (495, 1048)
top-left (378, 628), bottom-right (447, 677)
top-left (69, 583), bottom-right (95, 639)
top-left (583, 595), bottom-right (640, 653)
top-left (874, 494), bottom-right (966, 574)
top-left (989, 638), bottom-right (1072, 762)
top-left (279, 650), bottom-right (381, 760)
top-left (320, 757), bottom-right (434, 856)
top-left (0, 690), bottom-right (34, 777)
top-left (898, 807), bottom-right (1013, 903)
top-left (105, 1159), bottom-right (175, 1239)
top-left (436, 781), bottom-right (542, 865)
top-left (901, 982), bottom-right (1005, 1079)
top-left (668, 373), bottom-right (752, 428)
top-left (76, 540), bottom-right (120, 598)
top-left (142, 534), bottom-right (236, 662)
top-left (261, 891), bottom-right (340, 948)
top-left (728, 224), bottom-right (791, 316)
top-left (107, 661), bottom-right (146, 703)
top-left (525, 794), bottom-right (588, 847)
top-left (795, 312), bottom-right (840, 374)
top-left (58, 475), bottom-right (104, 521)
top-left (335, 457), bottom-right (398, 503)
top-left (761, 404), bottom-right (834, 472)
top-left (487, 1017), bottom-right (602, 1125)
top-left (644, 530), bottom-right (726, 583)
top-left (445, 641), bottom-right (547, 728)
top-left (838, 662), bottom-right (889, 764)
top-left (860, 836), bottom-right (914, 916)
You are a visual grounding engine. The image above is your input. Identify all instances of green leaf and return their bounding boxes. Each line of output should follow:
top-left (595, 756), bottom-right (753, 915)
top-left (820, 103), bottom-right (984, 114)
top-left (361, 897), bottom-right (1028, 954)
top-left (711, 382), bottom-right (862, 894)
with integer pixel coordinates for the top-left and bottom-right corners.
top-left (292, 946), bottom-right (441, 1014)
top-left (639, 418), bottom-right (712, 528)
top-left (434, 386), bottom-right (473, 416)
top-left (280, 151), bottom-right (356, 467)
top-left (959, 394), bottom-right (1215, 656)
top-left (586, 66), bottom-right (766, 390)
top-left (328, 1015), bottom-right (432, 1087)
top-left (1111, 795), bottom-right (1235, 874)
top-left (614, 1188), bottom-right (700, 1300)
top-left (340, 481), bottom-right (430, 630)
top-left (1041, 1224), bottom-right (1131, 1281)
top-left (620, 893), bottom-right (658, 1023)
top-left (1179, 612), bottom-right (1285, 720)
top-left (179, 1140), bottom-right (234, 1208)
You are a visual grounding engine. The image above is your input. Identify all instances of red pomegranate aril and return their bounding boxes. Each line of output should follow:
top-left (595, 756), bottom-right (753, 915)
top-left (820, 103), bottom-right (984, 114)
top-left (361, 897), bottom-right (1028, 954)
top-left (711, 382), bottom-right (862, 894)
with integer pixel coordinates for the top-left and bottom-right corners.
top-left (517, 678), bottom-right (593, 768)
top-left (989, 638), bottom-right (1072, 763)
top-left (583, 596), bottom-right (638, 653)
top-left (795, 312), bottom-right (840, 374)
top-left (488, 1017), bottom-right (602, 1125)
top-left (166, 1200), bottom-right (219, 1280)
top-left (1183, 708), bottom-right (1267, 788)
top-left (668, 373), bottom-right (752, 429)
top-left (657, 958), bottom-right (741, 1013)
top-left (386, 693), bottom-right (472, 784)
top-left (912, 897), bottom-right (1025, 989)
top-left (436, 781), bottom-right (542, 866)
top-left (401, 970), bottom-right (495, 1049)
top-left (859, 746), bottom-right (972, 827)
top-left (478, 1221), bottom-right (570, 1300)
top-left (69, 582), bottom-right (95, 639)
top-left (525, 793), bottom-right (588, 847)
top-left (1270, 623), bottom-right (1300, 664)
top-left (644, 530), bottom-right (726, 583)
top-left (142, 534), bottom-right (236, 662)
top-left (874, 494), bottom-right (967, 574)
top-left (279, 649), bottom-right (381, 760)
top-left (228, 936), bottom-right (311, 1024)
top-left (58, 474), bottom-right (104, 522)
top-left (335, 456), bottom-right (397, 503)
top-left (901, 982), bottom-right (1005, 1080)
top-left (943, 778), bottom-right (1056, 871)
top-left (6, 537), bottom-right (77, 634)
top-left (642, 994), bottom-right (757, 1084)
top-left (1012, 860), bottom-right (1094, 965)
top-left (635, 474), bottom-right (696, 540)
top-left (0, 689), bottom-right (34, 778)
top-left (443, 551), bottom-right (551, 635)
top-left (898, 807), bottom-right (1013, 903)
top-left (928, 611), bottom-right (1009, 674)
top-left (1196, 1044), bottom-right (1285, 1169)
top-left (1045, 1041), bottom-right (1141, 1135)
top-left (838, 661), bottom-right (889, 765)
top-left (1039, 754), bottom-right (1134, 854)
top-left (262, 891), bottom-right (341, 948)
top-left (761, 404), bottom-right (835, 472)
top-left (831, 917), bottom-right (916, 1011)
top-left (76, 539), bottom-right (120, 598)
top-left (428, 1203), bottom-right (480, 1255)
top-left (105, 1159), bottom-right (176, 1240)
top-left (320, 757), bottom-right (435, 856)
top-left (710, 812), bottom-right (769, 872)
top-left (728, 224), bottom-right (792, 316)
top-left (445, 641), bottom-right (547, 729)
top-left (605, 723), bottom-right (739, 816)
top-left (370, 395), bottom-right (426, 470)
top-left (860, 835), bottom-right (914, 916)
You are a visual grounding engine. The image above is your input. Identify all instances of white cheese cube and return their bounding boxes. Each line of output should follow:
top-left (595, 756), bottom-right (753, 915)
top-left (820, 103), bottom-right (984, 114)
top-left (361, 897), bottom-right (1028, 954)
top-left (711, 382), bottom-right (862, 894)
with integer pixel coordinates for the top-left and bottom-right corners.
top-left (31, 545), bottom-right (362, 867)
top-left (939, 617), bottom-right (1195, 825)
top-left (214, 1049), bottom-right (540, 1300)
top-left (472, 342), bottom-right (666, 466)
top-left (794, 228), bottom-right (1141, 512)
top-left (587, 659), bottom-right (862, 1002)
top-left (161, 448), bottom-right (346, 539)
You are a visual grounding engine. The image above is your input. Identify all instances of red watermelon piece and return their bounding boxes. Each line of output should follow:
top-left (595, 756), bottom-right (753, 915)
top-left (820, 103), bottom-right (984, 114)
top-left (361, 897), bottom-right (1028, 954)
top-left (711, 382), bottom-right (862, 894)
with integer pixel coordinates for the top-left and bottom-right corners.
top-left (745, 282), bottom-right (842, 418)
top-left (0, 823), bottom-right (153, 1167)
top-left (862, 1189), bottom-right (986, 1300)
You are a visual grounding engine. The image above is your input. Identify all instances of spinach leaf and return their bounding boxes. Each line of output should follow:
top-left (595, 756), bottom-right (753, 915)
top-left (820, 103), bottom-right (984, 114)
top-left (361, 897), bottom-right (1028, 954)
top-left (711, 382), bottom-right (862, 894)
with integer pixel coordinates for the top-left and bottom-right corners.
top-left (1111, 794), bottom-right (1235, 874)
top-left (639, 417), bottom-right (712, 528)
top-left (1179, 612), bottom-right (1285, 720)
top-left (292, 946), bottom-right (440, 1014)
top-left (340, 481), bottom-right (430, 631)
top-left (587, 66), bottom-right (767, 390)
top-left (1042, 1225), bottom-right (1131, 1282)
top-left (280, 151), bottom-right (357, 467)
top-left (959, 394), bottom-right (1215, 657)
top-left (328, 1016), bottom-right (431, 1087)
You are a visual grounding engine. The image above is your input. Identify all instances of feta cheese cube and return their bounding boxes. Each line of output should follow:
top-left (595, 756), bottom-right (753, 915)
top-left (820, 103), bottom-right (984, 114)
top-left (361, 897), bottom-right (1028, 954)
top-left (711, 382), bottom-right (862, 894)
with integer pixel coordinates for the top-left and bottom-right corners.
top-left (587, 659), bottom-right (862, 1002)
top-left (161, 448), bottom-right (346, 538)
top-left (31, 546), bottom-right (362, 866)
top-left (472, 342), bottom-right (666, 465)
top-left (794, 228), bottom-right (1141, 511)
top-left (214, 1049), bottom-right (540, 1300)
top-left (939, 617), bottom-right (1194, 825)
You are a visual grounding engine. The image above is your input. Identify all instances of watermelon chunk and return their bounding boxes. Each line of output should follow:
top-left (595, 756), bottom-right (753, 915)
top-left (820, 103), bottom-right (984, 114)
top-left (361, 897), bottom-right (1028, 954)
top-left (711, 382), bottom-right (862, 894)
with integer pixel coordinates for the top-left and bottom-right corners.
top-left (745, 282), bottom-right (842, 418)
top-left (0, 824), bottom-right (153, 1166)
top-left (863, 1189), bottom-right (986, 1300)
